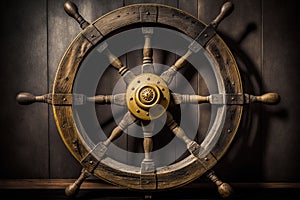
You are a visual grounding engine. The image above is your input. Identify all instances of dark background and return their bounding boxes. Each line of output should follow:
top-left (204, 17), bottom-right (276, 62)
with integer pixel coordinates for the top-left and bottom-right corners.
top-left (0, 0), bottom-right (299, 199)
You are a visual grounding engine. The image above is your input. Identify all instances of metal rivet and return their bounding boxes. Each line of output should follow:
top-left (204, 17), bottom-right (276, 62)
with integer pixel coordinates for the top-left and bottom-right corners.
top-left (137, 80), bottom-right (140, 83)
top-left (157, 81), bottom-right (160, 84)
top-left (136, 109), bottom-right (140, 113)
top-left (232, 81), bottom-right (235, 85)
top-left (227, 129), bottom-right (231, 133)
top-left (146, 112), bottom-right (149, 116)
top-left (231, 97), bottom-right (235, 100)
top-left (146, 11), bottom-right (150, 15)
top-left (63, 97), bottom-right (67, 102)
top-left (147, 77), bottom-right (150, 81)
top-left (65, 77), bottom-right (69, 81)
top-left (91, 34), bottom-right (95, 38)
top-left (204, 33), bottom-right (208, 38)
top-left (130, 97), bottom-right (133, 101)
top-left (204, 157), bottom-right (209, 161)
top-left (162, 88), bottom-right (165, 91)
top-left (216, 54), bottom-right (220, 58)
top-left (89, 160), bottom-right (93, 164)
top-left (131, 87), bottom-right (135, 90)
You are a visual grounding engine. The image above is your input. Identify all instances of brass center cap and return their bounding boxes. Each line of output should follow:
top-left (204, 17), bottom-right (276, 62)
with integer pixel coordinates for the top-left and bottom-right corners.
top-left (126, 73), bottom-right (170, 120)
top-left (140, 87), bottom-right (156, 103)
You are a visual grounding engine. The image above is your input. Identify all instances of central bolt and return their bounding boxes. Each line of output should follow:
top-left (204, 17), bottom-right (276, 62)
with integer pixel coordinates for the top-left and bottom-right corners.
top-left (139, 86), bottom-right (156, 103)
top-left (135, 84), bottom-right (160, 109)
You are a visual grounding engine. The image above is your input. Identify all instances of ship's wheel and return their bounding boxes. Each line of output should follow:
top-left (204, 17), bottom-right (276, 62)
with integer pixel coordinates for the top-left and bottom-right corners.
top-left (16, 1), bottom-right (280, 199)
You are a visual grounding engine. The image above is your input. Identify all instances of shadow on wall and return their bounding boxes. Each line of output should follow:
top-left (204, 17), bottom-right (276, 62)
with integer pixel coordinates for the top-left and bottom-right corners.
top-left (210, 22), bottom-right (286, 182)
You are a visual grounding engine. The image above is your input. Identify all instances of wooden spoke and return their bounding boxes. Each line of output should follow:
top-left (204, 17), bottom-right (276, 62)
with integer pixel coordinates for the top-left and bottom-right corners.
top-left (160, 49), bottom-right (193, 85)
top-left (244, 92), bottom-right (280, 105)
top-left (103, 112), bottom-right (137, 146)
top-left (88, 93), bottom-right (126, 106)
top-left (97, 42), bottom-right (135, 85)
top-left (141, 120), bottom-right (155, 173)
top-left (142, 27), bottom-right (154, 74)
top-left (166, 111), bottom-right (204, 158)
top-left (206, 170), bottom-right (234, 199)
top-left (171, 93), bottom-right (210, 104)
top-left (64, 0), bottom-right (89, 29)
top-left (65, 168), bottom-right (91, 197)
top-left (141, 120), bottom-right (154, 161)
top-left (166, 111), bottom-right (192, 145)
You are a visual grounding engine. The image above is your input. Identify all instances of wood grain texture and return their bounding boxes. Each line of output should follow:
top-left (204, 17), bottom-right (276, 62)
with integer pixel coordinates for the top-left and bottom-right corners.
top-left (0, 0), bottom-right (49, 178)
top-left (261, 0), bottom-right (300, 181)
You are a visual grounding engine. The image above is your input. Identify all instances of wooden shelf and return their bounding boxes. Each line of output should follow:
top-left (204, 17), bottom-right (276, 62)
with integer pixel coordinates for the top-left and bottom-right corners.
top-left (1, 179), bottom-right (300, 190)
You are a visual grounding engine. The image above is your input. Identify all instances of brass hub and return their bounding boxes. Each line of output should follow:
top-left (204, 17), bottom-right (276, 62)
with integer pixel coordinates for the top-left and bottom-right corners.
top-left (126, 73), bottom-right (170, 120)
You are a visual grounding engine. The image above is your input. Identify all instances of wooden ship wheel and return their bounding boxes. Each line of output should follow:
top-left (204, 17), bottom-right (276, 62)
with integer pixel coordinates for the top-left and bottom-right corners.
top-left (16, 1), bottom-right (280, 199)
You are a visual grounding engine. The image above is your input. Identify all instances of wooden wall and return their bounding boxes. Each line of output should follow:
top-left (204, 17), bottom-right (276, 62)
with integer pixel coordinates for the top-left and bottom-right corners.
top-left (1, 0), bottom-right (299, 185)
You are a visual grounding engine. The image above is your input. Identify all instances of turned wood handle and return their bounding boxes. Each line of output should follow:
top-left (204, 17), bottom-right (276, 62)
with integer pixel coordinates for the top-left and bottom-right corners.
top-left (207, 170), bottom-right (234, 199)
top-left (64, 0), bottom-right (89, 29)
top-left (65, 168), bottom-right (90, 197)
top-left (16, 92), bottom-right (47, 105)
top-left (251, 92), bottom-right (280, 105)
top-left (211, 2), bottom-right (234, 28)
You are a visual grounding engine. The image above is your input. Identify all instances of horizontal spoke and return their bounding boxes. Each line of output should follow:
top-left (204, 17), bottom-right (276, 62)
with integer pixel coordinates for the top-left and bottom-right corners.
top-left (87, 93), bottom-right (126, 106)
top-left (172, 93), bottom-right (280, 105)
top-left (171, 93), bottom-right (209, 104)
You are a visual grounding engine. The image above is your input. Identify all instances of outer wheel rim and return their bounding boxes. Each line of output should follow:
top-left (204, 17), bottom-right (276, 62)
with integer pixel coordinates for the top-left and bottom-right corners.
top-left (52, 4), bottom-right (243, 190)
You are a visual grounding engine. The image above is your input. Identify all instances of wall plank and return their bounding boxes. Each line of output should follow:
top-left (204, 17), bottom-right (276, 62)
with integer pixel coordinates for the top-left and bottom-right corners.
top-left (209, 0), bottom-right (264, 182)
top-left (47, 0), bottom-right (124, 178)
top-left (262, 0), bottom-right (300, 181)
top-left (0, 0), bottom-right (48, 178)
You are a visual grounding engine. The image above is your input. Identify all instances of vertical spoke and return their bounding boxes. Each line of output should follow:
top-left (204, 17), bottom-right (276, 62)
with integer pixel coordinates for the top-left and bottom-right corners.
top-left (141, 120), bottom-right (155, 173)
top-left (142, 27), bottom-right (154, 74)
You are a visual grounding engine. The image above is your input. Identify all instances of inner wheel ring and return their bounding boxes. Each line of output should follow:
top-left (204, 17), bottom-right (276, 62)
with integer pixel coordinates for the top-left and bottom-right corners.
top-left (126, 73), bottom-right (170, 120)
